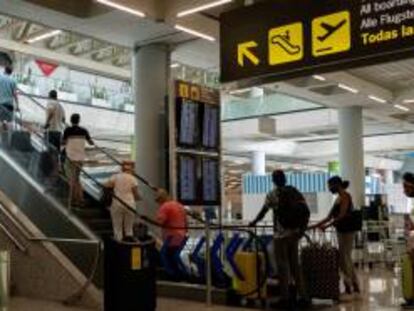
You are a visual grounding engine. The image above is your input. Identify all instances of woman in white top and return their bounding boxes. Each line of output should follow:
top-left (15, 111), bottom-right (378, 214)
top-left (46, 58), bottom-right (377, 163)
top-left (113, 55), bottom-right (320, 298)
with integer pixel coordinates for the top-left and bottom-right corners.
top-left (105, 160), bottom-right (140, 241)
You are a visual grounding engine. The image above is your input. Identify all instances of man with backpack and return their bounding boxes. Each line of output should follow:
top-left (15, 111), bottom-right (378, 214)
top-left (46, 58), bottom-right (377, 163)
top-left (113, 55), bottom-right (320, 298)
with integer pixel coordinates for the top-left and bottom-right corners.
top-left (250, 170), bottom-right (310, 309)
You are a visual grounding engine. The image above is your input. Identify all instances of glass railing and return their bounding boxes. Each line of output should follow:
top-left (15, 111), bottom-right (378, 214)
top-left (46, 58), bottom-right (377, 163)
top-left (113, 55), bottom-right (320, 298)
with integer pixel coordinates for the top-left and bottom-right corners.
top-left (222, 92), bottom-right (322, 121)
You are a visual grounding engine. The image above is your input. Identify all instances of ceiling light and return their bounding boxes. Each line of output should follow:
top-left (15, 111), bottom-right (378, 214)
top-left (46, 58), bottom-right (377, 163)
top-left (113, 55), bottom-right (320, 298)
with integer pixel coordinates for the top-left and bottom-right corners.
top-left (338, 83), bottom-right (359, 94)
top-left (174, 24), bottom-right (216, 41)
top-left (394, 104), bottom-right (410, 112)
top-left (96, 0), bottom-right (146, 17)
top-left (368, 95), bottom-right (387, 104)
top-left (229, 88), bottom-right (251, 95)
top-left (177, 0), bottom-right (233, 17)
top-left (170, 63), bottom-right (180, 68)
top-left (403, 99), bottom-right (414, 104)
top-left (26, 30), bottom-right (62, 43)
top-left (312, 75), bottom-right (326, 81)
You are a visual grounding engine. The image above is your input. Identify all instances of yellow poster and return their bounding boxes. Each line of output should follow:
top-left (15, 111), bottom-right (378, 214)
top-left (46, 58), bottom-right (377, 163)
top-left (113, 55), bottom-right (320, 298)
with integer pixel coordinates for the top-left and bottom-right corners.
top-left (131, 247), bottom-right (141, 270)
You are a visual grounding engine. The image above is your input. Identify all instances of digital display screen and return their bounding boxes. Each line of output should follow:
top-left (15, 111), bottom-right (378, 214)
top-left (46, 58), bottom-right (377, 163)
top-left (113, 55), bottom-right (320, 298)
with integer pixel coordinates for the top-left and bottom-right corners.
top-left (202, 158), bottom-right (220, 204)
top-left (178, 100), bottom-right (199, 146)
top-left (202, 105), bottom-right (220, 150)
top-left (178, 155), bottom-right (197, 203)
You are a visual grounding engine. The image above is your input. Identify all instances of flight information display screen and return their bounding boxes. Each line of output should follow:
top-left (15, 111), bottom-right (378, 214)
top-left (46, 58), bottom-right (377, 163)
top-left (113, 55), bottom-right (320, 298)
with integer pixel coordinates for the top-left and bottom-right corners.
top-left (202, 105), bottom-right (220, 150)
top-left (202, 157), bottom-right (220, 204)
top-left (177, 99), bottom-right (199, 147)
top-left (177, 155), bottom-right (197, 204)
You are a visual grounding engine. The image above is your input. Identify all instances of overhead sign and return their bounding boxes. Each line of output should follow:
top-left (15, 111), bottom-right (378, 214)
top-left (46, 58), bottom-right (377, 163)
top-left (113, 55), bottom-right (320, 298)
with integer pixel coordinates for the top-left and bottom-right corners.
top-left (220, 0), bottom-right (414, 84)
top-left (35, 60), bottom-right (58, 77)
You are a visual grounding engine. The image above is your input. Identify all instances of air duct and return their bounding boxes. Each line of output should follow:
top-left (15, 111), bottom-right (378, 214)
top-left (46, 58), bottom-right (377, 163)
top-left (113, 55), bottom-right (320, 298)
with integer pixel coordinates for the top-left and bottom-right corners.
top-left (24, 0), bottom-right (110, 18)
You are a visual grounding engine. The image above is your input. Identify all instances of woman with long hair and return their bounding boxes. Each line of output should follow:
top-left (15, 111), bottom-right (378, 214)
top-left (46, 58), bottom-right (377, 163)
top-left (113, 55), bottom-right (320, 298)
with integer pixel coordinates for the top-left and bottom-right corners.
top-left (310, 176), bottom-right (360, 299)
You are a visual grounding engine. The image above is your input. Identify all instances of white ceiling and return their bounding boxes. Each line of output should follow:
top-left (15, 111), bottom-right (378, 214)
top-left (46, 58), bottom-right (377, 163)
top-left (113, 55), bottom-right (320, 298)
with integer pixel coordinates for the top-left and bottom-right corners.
top-left (2, 0), bottom-right (414, 174)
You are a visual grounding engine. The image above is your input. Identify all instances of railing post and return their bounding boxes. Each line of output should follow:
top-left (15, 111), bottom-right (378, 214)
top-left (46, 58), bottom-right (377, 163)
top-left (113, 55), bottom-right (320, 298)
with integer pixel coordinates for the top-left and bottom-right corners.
top-left (205, 221), bottom-right (212, 307)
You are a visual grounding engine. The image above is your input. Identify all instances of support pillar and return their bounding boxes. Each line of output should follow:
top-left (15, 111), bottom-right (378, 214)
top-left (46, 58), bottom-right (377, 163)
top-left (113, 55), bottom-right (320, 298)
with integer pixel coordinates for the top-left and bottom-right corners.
top-left (252, 151), bottom-right (266, 175)
top-left (338, 107), bottom-right (365, 208)
top-left (132, 44), bottom-right (169, 191)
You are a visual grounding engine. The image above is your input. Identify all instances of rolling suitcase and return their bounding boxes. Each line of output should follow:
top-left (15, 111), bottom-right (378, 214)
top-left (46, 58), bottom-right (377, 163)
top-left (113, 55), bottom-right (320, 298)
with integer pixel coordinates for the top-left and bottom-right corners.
top-left (233, 251), bottom-right (266, 299)
top-left (9, 111), bottom-right (32, 152)
top-left (402, 254), bottom-right (414, 303)
top-left (301, 236), bottom-right (340, 301)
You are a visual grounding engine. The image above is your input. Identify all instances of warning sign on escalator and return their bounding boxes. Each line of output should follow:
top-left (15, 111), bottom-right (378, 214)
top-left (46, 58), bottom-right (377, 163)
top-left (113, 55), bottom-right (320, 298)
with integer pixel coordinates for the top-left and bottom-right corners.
top-left (312, 11), bottom-right (351, 57)
top-left (268, 22), bottom-right (303, 65)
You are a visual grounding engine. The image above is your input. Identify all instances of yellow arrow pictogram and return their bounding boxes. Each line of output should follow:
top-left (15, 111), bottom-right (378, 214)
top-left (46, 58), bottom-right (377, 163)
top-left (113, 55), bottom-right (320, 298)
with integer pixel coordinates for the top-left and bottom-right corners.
top-left (238, 41), bottom-right (260, 67)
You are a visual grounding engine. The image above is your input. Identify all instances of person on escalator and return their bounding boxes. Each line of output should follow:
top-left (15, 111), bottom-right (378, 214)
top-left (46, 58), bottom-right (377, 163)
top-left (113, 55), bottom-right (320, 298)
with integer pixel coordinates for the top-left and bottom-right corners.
top-left (105, 160), bottom-right (140, 241)
top-left (155, 189), bottom-right (188, 277)
top-left (62, 113), bottom-right (94, 207)
top-left (0, 66), bottom-right (19, 131)
top-left (249, 170), bottom-right (310, 310)
top-left (44, 90), bottom-right (65, 152)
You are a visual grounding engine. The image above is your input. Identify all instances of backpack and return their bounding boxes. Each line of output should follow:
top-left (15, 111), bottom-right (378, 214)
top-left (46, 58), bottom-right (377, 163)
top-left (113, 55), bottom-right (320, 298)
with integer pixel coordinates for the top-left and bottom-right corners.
top-left (276, 186), bottom-right (310, 231)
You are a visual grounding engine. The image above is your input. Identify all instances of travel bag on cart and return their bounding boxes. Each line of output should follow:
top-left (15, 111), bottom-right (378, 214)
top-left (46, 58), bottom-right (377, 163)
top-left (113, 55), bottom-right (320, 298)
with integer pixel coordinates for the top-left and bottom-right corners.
top-left (301, 234), bottom-right (340, 301)
top-left (402, 254), bottom-right (414, 302)
top-left (233, 251), bottom-right (266, 299)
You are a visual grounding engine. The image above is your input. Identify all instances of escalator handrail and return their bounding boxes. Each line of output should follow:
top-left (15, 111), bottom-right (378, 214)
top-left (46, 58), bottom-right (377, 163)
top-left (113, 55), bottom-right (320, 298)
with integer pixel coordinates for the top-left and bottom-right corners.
top-left (17, 89), bottom-right (157, 191)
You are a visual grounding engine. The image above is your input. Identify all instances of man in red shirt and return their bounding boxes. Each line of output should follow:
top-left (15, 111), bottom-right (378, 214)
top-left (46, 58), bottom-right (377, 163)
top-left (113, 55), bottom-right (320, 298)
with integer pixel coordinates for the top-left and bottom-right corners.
top-left (156, 188), bottom-right (188, 279)
top-left (156, 188), bottom-right (187, 247)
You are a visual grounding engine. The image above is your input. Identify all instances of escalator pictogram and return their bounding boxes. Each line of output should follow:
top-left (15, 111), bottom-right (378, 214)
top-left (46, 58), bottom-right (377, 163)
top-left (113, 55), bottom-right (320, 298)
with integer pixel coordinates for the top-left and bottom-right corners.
top-left (268, 22), bottom-right (304, 66)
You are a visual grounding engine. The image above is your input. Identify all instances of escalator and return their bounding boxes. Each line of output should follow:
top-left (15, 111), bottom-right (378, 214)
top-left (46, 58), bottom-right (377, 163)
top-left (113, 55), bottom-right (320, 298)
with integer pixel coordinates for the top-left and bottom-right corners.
top-left (0, 91), bottom-right (158, 288)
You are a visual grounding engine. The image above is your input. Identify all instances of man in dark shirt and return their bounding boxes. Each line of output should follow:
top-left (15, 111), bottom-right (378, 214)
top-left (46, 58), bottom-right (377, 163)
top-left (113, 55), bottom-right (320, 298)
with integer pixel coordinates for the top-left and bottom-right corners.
top-left (62, 113), bottom-right (94, 207)
top-left (250, 170), bottom-right (309, 309)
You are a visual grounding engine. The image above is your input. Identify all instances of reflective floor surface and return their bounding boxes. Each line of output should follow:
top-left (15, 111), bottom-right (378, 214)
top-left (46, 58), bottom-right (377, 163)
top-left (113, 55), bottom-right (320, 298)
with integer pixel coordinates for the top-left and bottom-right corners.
top-left (7, 269), bottom-right (404, 310)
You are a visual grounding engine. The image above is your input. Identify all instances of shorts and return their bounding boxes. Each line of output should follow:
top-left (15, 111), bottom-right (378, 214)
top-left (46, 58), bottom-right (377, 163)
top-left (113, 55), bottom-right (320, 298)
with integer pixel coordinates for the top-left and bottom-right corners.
top-left (408, 231), bottom-right (414, 253)
top-left (64, 160), bottom-right (83, 180)
top-left (0, 104), bottom-right (14, 123)
top-left (47, 131), bottom-right (62, 152)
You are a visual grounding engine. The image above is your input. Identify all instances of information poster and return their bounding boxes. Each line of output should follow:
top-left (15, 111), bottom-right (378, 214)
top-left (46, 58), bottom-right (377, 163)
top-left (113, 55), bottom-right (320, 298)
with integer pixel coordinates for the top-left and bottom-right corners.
top-left (221, 0), bottom-right (414, 84)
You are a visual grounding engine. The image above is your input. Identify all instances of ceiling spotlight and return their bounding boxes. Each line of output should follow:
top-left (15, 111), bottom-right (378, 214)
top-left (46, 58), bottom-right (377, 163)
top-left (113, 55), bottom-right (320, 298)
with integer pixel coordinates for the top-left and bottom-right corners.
top-left (394, 104), bottom-right (410, 112)
top-left (368, 95), bottom-right (387, 104)
top-left (312, 75), bottom-right (326, 81)
top-left (175, 24), bottom-right (216, 41)
top-left (26, 30), bottom-right (62, 43)
top-left (177, 0), bottom-right (233, 17)
top-left (403, 99), bottom-right (414, 104)
top-left (96, 0), bottom-right (146, 17)
top-left (170, 63), bottom-right (180, 68)
top-left (338, 83), bottom-right (359, 94)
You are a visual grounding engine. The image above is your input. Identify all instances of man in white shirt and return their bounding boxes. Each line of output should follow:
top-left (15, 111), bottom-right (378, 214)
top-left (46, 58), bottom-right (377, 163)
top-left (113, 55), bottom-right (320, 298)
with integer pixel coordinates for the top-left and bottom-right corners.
top-left (62, 113), bottom-right (94, 207)
top-left (45, 90), bottom-right (65, 151)
top-left (105, 160), bottom-right (140, 241)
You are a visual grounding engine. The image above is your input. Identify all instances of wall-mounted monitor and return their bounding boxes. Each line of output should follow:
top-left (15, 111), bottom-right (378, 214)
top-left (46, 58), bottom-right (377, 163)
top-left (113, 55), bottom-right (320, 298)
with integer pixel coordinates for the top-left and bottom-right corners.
top-left (177, 99), bottom-right (200, 147)
top-left (202, 104), bottom-right (220, 150)
top-left (177, 155), bottom-right (198, 204)
top-left (202, 157), bottom-right (220, 205)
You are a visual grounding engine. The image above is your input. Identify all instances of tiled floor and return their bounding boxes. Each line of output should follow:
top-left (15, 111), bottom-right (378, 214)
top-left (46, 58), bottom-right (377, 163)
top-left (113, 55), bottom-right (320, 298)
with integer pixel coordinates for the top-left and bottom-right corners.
top-left (6, 269), bottom-right (406, 310)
